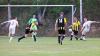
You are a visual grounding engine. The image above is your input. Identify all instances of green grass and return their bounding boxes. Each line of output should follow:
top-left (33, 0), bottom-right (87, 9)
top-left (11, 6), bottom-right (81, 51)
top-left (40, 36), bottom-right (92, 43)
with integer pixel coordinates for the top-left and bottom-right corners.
top-left (0, 36), bottom-right (100, 56)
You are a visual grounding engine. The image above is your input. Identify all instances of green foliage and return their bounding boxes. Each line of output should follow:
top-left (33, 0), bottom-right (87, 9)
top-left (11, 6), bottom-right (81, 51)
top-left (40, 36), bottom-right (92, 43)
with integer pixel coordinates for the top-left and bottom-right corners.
top-left (0, 0), bottom-right (8, 4)
top-left (0, 0), bottom-right (99, 19)
top-left (11, 0), bottom-right (33, 5)
top-left (83, 0), bottom-right (100, 20)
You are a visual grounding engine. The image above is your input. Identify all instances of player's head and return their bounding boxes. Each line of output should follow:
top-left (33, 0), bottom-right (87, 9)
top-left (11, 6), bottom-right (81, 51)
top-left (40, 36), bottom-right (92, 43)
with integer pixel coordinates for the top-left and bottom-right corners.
top-left (59, 12), bottom-right (64, 18)
top-left (12, 17), bottom-right (17, 20)
top-left (33, 15), bottom-right (36, 18)
top-left (84, 17), bottom-right (88, 22)
top-left (73, 16), bottom-right (78, 22)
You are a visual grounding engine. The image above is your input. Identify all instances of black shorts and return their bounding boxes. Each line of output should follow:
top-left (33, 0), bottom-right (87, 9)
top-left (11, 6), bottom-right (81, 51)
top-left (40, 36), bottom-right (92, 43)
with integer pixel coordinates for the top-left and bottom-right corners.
top-left (25, 28), bottom-right (33, 34)
top-left (73, 30), bottom-right (78, 35)
top-left (58, 29), bottom-right (65, 34)
top-left (25, 28), bottom-right (30, 34)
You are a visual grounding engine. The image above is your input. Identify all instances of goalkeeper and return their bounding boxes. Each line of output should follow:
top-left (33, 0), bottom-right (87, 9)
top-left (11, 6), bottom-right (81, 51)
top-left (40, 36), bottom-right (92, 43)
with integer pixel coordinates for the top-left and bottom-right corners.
top-left (18, 15), bottom-right (38, 42)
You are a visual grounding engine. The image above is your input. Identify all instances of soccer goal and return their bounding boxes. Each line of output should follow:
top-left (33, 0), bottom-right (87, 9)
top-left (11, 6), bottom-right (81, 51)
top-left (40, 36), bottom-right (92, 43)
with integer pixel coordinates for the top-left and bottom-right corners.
top-left (0, 5), bottom-right (75, 23)
top-left (0, 5), bottom-right (76, 36)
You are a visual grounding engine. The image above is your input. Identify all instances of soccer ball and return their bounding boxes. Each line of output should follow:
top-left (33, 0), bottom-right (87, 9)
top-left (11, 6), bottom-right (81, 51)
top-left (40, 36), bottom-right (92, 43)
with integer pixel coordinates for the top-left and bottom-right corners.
top-left (68, 29), bottom-right (72, 32)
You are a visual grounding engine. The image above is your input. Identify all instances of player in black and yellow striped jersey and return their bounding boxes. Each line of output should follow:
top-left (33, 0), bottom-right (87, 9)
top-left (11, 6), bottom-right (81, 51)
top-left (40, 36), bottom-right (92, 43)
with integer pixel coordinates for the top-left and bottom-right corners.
top-left (69, 17), bottom-right (81, 40)
top-left (55, 12), bottom-right (67, 45)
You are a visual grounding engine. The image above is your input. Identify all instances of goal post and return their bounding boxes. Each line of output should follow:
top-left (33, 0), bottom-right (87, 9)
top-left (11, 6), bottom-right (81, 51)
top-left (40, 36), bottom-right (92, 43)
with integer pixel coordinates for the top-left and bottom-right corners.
top-left (0, 5), bottom-right (75, 24)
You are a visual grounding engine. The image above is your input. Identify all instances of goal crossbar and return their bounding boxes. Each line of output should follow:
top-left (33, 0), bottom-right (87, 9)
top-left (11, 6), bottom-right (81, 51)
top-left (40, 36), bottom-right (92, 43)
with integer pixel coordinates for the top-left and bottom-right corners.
top-left (0, 5), bottom-right (74, 7)
top-left (0, 4), bottom-right (75, 24)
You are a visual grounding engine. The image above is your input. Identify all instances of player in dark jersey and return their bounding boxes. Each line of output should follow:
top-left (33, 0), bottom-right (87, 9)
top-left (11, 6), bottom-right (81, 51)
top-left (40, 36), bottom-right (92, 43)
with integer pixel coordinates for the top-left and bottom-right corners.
top-left (55, 12), bottom-right (67, 45)
top-left (18, 25), bottom-right (32, 42)
top-left (68, 17), bottom-right (81, 40)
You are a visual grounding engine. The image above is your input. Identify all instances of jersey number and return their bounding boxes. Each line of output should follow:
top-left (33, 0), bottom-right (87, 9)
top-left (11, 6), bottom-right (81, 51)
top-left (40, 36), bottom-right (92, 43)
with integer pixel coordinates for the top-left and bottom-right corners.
top-left (59, 19), bottom-right (63, 23)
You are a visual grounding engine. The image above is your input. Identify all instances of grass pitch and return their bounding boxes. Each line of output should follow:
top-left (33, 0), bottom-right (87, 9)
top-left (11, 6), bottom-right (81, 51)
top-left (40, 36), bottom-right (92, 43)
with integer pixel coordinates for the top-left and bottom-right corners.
top-left (0, 36), bottom-right (100, 56)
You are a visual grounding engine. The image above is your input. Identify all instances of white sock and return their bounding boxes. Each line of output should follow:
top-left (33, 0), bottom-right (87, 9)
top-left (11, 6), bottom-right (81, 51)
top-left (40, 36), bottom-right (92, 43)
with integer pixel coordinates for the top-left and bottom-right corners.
top-left (9, 37), bottom-right (13, 43)
top-left (32, 32), bottom-right (37, 38)
top-left (82, 36), bottom-right (86, 40)
top-left (80, 36), bottom-right (83, 39)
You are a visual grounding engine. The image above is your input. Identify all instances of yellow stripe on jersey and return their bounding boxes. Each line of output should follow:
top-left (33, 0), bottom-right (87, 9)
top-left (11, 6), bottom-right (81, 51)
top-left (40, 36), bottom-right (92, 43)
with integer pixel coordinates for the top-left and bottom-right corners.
top-left (31, 23), bottom-right (35, 26)
top-left (64, 18), bottom-right (67, 24)
top-left (72, 21), bottom-right (80, 31)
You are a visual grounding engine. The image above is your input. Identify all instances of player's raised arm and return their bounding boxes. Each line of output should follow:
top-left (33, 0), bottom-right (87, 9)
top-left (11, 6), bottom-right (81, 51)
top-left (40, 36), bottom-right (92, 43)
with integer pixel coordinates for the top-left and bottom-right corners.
top-left (89, 21), bottom-right (100, 24)
top-left (1, 20), bottom-right (10, 25)
top-left (95, 21), bottom-right (100, 23)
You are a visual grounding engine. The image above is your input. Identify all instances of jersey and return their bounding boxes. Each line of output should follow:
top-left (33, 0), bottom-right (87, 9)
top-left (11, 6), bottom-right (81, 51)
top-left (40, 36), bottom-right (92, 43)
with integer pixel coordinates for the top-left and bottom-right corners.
top-left (7, 20), bottom-right (18, 28)
top-left (28, 18), bottom-right (36, 25)
top-left (56, 17), bottom-right (67, 27)
top-left (29, 18), bottom-right (38, 30)
top-left (82, 21), bottom-right (94, 31)
top-left (72, 21), bottom-right (80, 31)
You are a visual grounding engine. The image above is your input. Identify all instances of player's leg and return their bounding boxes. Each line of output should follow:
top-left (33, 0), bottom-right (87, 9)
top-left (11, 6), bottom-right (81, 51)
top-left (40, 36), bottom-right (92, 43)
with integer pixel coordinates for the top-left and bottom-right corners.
top-left (31, 27), bottom-right (38, 42)
top-left (18, 28), bottom-right (29, 42)
top-left (58, 30), bottom-right (61, 44)
top-left (61, 35), bottom-right (65, 41)
top-left (60, 35), bottom-right (65, 45)
top-left (8, 31), bottom-right (11, 37)
top-left (74, 31), bottom-right (78, 40)
top-left (80, 34), bottom-right (86, 40)
top-left (18, 34), bottom-right (27, 42)
top-left (80, 31), bottom-right (84, 40)
top-left (9, 27), bottom-right (15, 43)
top-left (70, 35), bottom-right (73, 40)
top-left (81, 30), bottom-right (87, 40)
top-left (32, 31), bottom-right (37, 42)
top-left (58, 35), bottom-right (61, 44)
top-left (61, 30), bottom-right (65, 40)
top-left (70, 31), bottom-right (74, 40)
top-left (82, 35), bottom-right (86, 40)
top-left (81, 29), bottom-right (90, 40)
top-left (60, 30), bottom-right (66, 45)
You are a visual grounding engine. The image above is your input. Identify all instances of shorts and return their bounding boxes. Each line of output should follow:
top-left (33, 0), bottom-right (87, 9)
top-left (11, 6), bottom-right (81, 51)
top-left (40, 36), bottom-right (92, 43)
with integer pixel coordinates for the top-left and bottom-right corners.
top-left (9, 27), bottom-right (16, 34)
top-left (30, 26), bottom-right (38, 31)
top-left (25, 28), bottom-right (33, 34)
top-left (82, 29), bottom-right (89, 35)
top-left (72, 30), bottom-right (78, 35)
top-left (58, 29), bottom-right (65, 34)
top-left (25, 29), bottom-right (38, 34)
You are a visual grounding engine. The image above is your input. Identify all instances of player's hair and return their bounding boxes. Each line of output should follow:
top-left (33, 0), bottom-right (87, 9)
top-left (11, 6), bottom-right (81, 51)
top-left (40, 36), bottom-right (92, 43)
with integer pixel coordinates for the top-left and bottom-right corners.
top-left (83, 16), bottom-right (88, 18)
top-left (73, 16), bottom-right (80, 21)
top-left (59, 12), bottom-right (64, 15)
top-left (12, 17), bottom-right (17, 19)
top-left (83, 16), bottom-right (88, 19)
